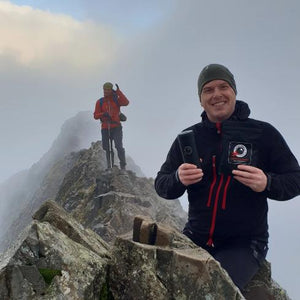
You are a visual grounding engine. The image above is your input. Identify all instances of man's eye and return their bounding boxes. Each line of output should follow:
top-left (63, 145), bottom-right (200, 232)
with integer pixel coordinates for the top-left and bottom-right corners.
top-left (220, 85), bottom-right (229, 90)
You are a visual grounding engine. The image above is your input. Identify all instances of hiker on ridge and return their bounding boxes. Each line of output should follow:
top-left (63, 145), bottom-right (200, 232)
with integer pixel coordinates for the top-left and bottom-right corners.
top-left (94, 82), bottom-right (129, 170)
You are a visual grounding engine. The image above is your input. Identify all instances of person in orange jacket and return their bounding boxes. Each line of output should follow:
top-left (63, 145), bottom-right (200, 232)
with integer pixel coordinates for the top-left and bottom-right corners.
top-left (94, 82), bottom-right (129, 170)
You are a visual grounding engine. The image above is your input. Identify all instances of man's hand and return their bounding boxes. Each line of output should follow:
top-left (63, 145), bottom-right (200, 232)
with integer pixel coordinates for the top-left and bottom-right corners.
top-left (232, 165), bottom-right (267, 192)
top-left (178, 163), bottom-right (203, 186)
top-left (101, 112), bottom-right (111, 121)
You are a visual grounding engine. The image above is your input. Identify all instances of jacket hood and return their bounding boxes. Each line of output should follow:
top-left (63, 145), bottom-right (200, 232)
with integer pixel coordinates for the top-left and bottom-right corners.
top-left (201, 100), bottom-right (250, 123)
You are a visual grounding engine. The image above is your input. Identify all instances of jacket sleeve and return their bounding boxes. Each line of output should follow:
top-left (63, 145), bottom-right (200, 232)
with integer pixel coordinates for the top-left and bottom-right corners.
top-left (116, 89), bottom-right (129, 106)
top-left (265, 124), bottom-right (300, 201)
top-left (155, 138), bottom-right (187, 199)
top-left (93, 100), bottom-right (103, 120)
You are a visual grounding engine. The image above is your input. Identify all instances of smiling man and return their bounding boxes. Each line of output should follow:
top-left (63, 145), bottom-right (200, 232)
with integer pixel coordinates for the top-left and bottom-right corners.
top-left (155, 64), bottom-right (300, 294)
top-left (200, 79), bottom-right (235, 122)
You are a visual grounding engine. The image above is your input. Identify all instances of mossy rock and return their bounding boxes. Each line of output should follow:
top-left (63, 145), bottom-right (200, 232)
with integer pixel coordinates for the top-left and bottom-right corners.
top-left (39, 268), bottom-right (62, 285)
top-left (100, 281), bottom-right (114, 300)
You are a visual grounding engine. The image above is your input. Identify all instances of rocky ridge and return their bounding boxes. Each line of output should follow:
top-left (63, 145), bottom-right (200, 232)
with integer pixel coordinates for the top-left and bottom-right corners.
top-left (0, 201), bottom-right (291, 299)
top-left (52, 141), bottom-right (186, 243)
top-left (0, 111), bottom-right (143, 253)
top-left (0, 111), bottom-right (293, 299)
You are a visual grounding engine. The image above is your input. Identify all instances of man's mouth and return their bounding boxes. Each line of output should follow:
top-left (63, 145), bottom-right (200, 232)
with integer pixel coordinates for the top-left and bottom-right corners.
top-left (212, 101), bottom-right (226, 107)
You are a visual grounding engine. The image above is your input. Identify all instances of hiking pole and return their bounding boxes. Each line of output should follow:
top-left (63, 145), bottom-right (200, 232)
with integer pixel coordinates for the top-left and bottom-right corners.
top-left (107, 120), bottom-right (114, 168)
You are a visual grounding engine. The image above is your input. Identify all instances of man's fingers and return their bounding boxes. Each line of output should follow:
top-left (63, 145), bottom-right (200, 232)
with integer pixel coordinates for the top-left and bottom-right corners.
top-left (178, 163), bottom-right (203, 186)
top-left (234, 176), bottom-right (252, 185)
top-left (179, 168), bottom-right (203, 178)
top-left (180, 163), bottom-right (198, 170)
top-left (232, 170), bottom-right (254, 179)
top-left (232, 165), bottom-right (267, 192)
top-left (235, 164), bottom-right (258, 173)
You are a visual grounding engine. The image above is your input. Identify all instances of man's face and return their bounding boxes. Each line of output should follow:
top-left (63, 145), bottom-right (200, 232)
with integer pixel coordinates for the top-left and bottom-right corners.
top-left (103, 88), bottom-right (113, 97)
top-left (200, 79), bottom-right (236, 123)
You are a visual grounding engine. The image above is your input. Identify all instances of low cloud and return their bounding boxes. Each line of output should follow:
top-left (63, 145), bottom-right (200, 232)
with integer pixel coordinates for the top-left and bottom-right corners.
top-left (0, 1), bottom-right (119, 70)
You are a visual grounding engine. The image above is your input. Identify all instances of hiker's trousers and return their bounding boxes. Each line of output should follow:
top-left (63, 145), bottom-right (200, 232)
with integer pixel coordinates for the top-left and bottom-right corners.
top-left (101, 126), bottom-right (126, 168)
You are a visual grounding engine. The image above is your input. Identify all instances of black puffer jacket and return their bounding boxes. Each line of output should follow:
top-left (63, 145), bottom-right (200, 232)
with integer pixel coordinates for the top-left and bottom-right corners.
top-left (155, 101), bottom-right (300, 248)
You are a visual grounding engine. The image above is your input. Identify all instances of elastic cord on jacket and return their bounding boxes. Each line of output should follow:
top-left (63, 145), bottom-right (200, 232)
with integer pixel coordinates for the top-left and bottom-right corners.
top-left (207, 156), bottom-right (217, 207)
top-left (222, 176), bottom-right (232, 209)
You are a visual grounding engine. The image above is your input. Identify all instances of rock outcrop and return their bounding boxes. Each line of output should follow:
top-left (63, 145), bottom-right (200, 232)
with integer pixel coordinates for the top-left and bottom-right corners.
top-left (0, 202), bottom-right (291, 300)
top-left (0, 111), bottom-right (144, 253)
top-left (0, 200), bottom-right (110, 299)
top-left (0, 111), bottom-right (293, 299)
top-left (129, 216), bottom-right (291, 300)
top-left (53, 142), bottom-right (186, 244)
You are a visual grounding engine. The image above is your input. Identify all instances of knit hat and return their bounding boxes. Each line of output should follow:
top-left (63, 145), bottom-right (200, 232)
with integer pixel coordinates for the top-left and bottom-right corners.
top-left (197, 64), bottom-right (237, 95)
top-left (103, 82), bottom-right (113, 89)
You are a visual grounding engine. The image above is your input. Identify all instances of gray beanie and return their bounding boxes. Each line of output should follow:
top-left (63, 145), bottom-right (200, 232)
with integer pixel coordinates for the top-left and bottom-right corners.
top-left (197, 64), bottom-right (237, 95)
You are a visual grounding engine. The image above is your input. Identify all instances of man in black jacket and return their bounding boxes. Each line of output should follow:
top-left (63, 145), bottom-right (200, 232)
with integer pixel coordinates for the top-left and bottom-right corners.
top-left (155, 64), bottom-right (300, 291)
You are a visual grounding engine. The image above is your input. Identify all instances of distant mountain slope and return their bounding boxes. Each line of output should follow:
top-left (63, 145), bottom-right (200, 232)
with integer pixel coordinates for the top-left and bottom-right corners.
top-left (0, 111), bottom-right (184, 253)
top-left (0, 111), bottom-right (145, 252)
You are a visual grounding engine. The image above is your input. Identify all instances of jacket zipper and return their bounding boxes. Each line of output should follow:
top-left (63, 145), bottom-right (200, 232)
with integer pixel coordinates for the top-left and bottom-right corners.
top-left (206, 123), bottom-right (231, 247)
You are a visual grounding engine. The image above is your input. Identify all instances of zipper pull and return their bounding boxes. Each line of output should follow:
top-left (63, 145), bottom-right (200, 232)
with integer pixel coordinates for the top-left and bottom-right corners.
top-left (216, 122), bottom-right (221, 134)
top-left (207, 237), bottom-right (215, 247)
top-left (212, 155), bottom-right (216, 167)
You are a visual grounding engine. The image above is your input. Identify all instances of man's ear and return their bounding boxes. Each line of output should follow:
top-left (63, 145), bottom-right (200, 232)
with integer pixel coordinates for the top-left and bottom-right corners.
top-left (199, 94), bottom-right (203, 106)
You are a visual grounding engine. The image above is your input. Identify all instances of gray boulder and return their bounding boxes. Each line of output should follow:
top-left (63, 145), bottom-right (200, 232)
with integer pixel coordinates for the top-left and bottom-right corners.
top-left (110, 237), bottom-right (244, 300)
top-left (0, 203), bottom-right (292, 300)
top-left (0, 200), bottom-right (110, 300)
top-left (109, 216), bottom-right (291, 300)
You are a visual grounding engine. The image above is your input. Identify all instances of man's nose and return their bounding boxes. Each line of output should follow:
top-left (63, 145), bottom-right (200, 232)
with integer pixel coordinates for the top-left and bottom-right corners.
top-left (212, 87), bottom-right (222, 98)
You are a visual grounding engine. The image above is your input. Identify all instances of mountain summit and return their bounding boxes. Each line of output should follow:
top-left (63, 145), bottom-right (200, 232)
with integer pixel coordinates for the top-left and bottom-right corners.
top-left (0, 111), bottom-right (148, 253)
top-left (0, 111), bottom-right (292, 299)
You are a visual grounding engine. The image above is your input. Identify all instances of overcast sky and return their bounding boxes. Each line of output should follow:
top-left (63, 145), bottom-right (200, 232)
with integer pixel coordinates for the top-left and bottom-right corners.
top-left (0, 0), bottom-right (299, 297)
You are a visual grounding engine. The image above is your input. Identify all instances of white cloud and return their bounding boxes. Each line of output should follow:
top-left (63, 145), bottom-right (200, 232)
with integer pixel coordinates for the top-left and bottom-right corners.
top-left (0, 1), bottom-right (119, 69)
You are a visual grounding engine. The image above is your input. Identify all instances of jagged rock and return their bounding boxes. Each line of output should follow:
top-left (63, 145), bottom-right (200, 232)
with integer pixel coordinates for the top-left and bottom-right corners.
top-left (53, 145), bottom-right (187, 244)
top-left (1, 137), bottom-right (182, 254)
top-left (132, 215), bottom-right (195, 248)
top-left (0, 203), bottom-right (292, 300)
top-left (0, 111), bottom-right (143, 254)
top-left (0, 111), bottom-right (293, 299)
top-left (32, 200), bottom-right (109, 258)
top-left (117, 216), bottom-right (291, 300)
top-left (1, 205), bottom-right (244, 300)
top-left (110, 219), bottom-right (244, 300)
top-left (0, 200), bottom-right (110, 300)
top-left (243, 261), bottom-right (291, 300)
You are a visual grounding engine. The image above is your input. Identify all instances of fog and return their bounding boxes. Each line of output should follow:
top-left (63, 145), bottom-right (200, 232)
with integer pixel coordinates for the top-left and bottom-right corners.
top-left (0, 1), bottom-right (299, 297)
